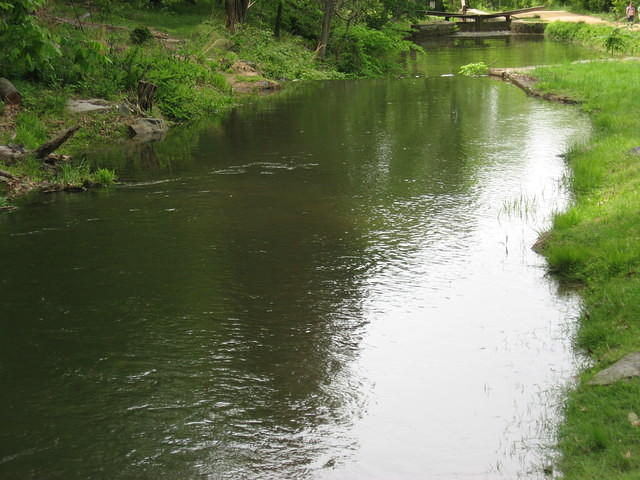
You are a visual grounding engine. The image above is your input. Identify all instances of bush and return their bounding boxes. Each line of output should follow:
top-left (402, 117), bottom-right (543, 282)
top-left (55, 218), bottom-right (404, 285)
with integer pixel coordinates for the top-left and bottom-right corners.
top-left (603, 28), bottom-right (625, 54)
top-left (334, 24), bottom-right (419, 77)
top-left (0, 0), bottom-right (61, 79)
top-left (130, 26), bottom-right (153, 45)
top-left (232, 25), bottom-right (339, 80)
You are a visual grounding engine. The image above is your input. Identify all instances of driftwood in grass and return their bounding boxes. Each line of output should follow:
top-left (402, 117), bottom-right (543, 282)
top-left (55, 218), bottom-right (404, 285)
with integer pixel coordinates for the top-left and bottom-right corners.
top-left (0, 126), bottom-right (80, 164)
top-left (34, 126), bottom-right (81, 159)
top-left (0, 78), bottom-right (21, 105)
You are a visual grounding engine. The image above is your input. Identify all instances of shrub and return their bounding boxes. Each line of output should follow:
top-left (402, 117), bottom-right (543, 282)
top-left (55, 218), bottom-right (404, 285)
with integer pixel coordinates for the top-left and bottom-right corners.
top-left (232, 25), bottom-right (339, 80)
top-left (0, 0), bottom-right (61, 79)
top-left (130, 26), bottom-right (153, 45)
top-left (603, 28), bottom-right (625, 54)
top-left (334, 24), bottom-right (419, 77)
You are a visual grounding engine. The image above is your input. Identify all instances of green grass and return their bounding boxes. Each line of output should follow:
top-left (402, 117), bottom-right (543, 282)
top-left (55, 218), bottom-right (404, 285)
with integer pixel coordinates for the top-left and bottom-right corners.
top-left (545, 21), bottom-right (640, 55)
top-left (50, 0), bottom-right (221, 38)
top-left (1, 0), bottom-right (347, 205)
top-left (530, 59), bottom-right (640, 479)
top-left (93, 167), bottom-right (117, 186)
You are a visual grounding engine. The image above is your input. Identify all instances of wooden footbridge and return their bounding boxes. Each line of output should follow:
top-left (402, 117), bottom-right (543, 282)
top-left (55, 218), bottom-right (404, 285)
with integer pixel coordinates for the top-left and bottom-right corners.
top-left (423, 5), bottom-right (546, 25)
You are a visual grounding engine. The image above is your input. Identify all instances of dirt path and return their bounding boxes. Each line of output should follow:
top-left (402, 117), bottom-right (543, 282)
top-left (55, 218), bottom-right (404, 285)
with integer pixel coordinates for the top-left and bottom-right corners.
top-left (515, 10), bottom-right (610, 24)
top-left (514, 9), bottom-right (640, 29)
top-left (467, 8), bottom-right (636, 28)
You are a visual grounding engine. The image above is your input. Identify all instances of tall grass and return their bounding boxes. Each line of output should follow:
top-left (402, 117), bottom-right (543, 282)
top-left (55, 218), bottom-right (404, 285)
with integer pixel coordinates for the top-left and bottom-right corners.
top-left (546, 21), bottom-right (640, 55)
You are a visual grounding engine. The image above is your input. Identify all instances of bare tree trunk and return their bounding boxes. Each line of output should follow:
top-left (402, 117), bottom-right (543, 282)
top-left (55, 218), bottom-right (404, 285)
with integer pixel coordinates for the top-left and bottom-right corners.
top-left (274, 0), bottom-right (283, 38)
top-left (316, 0), bottom-right (336, 59)
top-left (137, 81), bottom-right (157, 112)
top-left (226, 0), bottom-right (250, 32)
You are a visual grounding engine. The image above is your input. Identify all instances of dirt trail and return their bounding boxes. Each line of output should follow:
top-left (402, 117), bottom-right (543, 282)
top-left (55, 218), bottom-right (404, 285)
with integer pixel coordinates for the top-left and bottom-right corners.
top-left (515, 10), bottom-right (610, 24)
top-left (467, 8), bottom-right (635, 28)
top-left (514, 9), bottom-right (640, 29)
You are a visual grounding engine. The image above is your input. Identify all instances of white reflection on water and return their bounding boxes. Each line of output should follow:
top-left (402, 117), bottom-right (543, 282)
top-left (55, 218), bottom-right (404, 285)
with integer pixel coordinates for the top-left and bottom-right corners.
top-left (316, 104), bottom-right (589, 479)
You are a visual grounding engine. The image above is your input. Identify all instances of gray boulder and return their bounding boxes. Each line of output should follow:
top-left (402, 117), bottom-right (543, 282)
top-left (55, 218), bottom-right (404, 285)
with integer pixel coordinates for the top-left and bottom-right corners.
top-left (128, 118), bottom-right (168, 142)
top-left (588, 352), bottom-right (640, 385)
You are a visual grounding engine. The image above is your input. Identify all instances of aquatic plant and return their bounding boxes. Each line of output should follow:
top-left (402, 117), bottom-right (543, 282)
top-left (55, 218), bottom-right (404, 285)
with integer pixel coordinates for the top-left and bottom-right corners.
top-left (94, 168), bottom-right (117, 186)
top-left (130, 26), bottom-right (153, 44)
top-left (458, 62), bottom-right (489, 77)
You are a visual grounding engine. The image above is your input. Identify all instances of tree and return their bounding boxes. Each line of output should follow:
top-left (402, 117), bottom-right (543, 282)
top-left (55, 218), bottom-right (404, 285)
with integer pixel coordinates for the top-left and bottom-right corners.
top-left (226, 0), bottom-right (251, 31)
top-left (316, 0), bottom-right (337, 58)
top-left (0, 0), bottom-right (60, 78)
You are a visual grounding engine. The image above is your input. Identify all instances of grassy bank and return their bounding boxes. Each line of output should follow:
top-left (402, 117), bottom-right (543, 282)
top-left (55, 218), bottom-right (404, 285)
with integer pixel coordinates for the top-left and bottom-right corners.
top-left (0, 1), bottom-right (419, 201)
top-left (546, 21), bottom-right (640, 54)
top-left (529, 57), bottom-right (640, 479)
top-left (0, 3), bottom-right (338, 197)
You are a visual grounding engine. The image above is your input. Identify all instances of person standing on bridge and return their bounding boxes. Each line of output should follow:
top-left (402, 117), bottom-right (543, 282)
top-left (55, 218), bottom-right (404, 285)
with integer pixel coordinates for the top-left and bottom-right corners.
top-left (626, 1), bottom-right (636, 24)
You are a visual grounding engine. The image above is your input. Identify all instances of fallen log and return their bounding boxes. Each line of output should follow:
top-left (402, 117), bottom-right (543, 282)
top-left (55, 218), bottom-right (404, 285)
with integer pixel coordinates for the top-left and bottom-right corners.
top-left (0, 78), bottom-right (21, 105)
top-left (34, 126), bottom-right (81, 159)
top-left (0, 126), bottom-right (80, 163)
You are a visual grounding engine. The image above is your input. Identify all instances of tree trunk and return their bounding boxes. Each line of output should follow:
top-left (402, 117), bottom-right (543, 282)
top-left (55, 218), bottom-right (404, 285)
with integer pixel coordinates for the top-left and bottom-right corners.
top-left (226, 0), bottom-right (250, 32)
top-left (137, 81), bottom-right (157, 112)
top-left (316, 0), bottom-right (336, 59)
top-left (0, 78), bottom-right (21, 105)
top-left (274, 0), bottom-right (283, 38)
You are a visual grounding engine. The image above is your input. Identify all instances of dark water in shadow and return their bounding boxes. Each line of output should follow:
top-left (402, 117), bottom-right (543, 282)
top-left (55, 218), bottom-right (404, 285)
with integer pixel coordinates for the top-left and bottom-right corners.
top-left (0, 38), bottom-right (592, 479)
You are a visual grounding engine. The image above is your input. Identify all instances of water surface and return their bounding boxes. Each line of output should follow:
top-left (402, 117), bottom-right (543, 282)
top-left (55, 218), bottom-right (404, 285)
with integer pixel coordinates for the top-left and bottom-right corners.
top-left (0, 37), bottom-right (591, 479)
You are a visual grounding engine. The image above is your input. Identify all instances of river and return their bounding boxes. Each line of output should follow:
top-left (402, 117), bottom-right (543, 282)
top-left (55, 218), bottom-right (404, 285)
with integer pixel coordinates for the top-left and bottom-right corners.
top-left (0, 36), bottom-right (598, 479)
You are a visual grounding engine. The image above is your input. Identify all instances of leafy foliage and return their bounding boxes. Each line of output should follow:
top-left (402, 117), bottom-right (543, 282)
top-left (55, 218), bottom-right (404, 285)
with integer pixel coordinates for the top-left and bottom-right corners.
top-left (0, 0), bottom-right (60, 78)
top-left (458, 62), bottom-right (489, 76)
top-left (130, 26), bottom-right (154, 44)
top-left (232, 25), bottom-right (340, 79)
top-left (334, 24), bottom-right (419, 77)
top-left (604, 28), bottom-right (626, 54)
